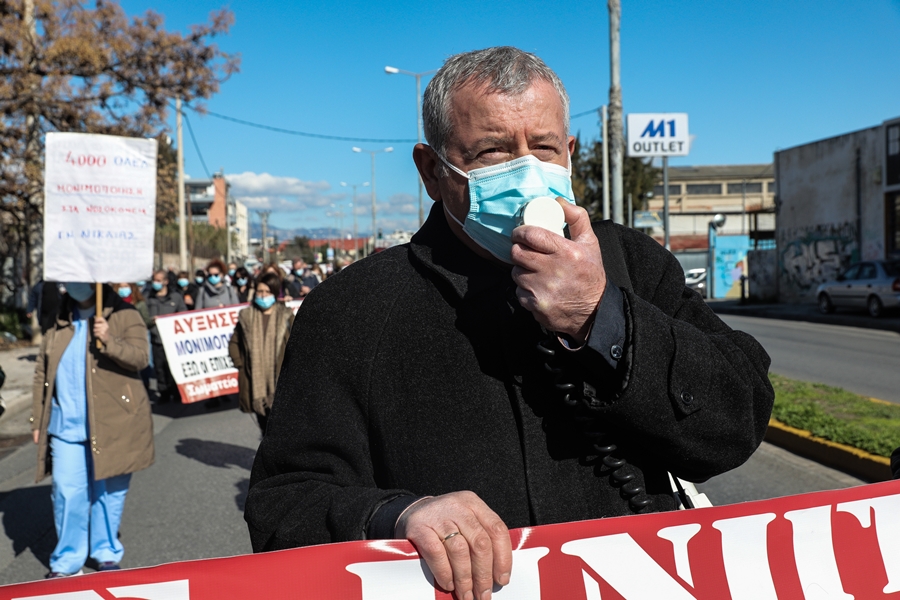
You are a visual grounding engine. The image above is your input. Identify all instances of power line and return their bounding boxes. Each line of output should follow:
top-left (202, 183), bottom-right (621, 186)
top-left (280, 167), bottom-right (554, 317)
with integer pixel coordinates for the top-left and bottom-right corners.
top-left (182, 110), bottom-right (211, 179)
top-left (572, 106), bottom-right (602, 119)
top-left (193, 107), bottom-right (418, 144)
top-left (184, 105), bottom-right (605, 143)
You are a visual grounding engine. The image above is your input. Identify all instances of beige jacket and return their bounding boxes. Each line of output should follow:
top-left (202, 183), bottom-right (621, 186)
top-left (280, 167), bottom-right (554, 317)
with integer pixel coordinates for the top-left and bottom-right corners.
top-left (32, 290), bottom-right (154, 483)
top-left (228, 303), bottom-right (294, 416)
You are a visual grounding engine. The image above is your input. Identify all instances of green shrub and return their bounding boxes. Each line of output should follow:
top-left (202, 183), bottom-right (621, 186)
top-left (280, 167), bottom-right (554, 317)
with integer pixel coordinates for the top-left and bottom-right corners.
top-left (0, 308), bottom-right (22, 339)
top-left (770, 373), bottom-right (900, 458)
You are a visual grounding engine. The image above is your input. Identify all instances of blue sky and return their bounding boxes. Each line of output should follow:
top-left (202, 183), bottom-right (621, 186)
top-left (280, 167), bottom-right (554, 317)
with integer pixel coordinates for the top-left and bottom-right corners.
top-left (120, 0), bottom-right (900, 236)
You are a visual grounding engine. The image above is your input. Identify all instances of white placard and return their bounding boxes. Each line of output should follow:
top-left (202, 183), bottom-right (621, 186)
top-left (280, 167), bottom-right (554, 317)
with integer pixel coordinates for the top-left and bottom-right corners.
top-left (155, 304), bottom-right (244, 403)
top-left (626, 113), bottom-right (690, 157)
top-left (43, 132), bottom-right (157, 282)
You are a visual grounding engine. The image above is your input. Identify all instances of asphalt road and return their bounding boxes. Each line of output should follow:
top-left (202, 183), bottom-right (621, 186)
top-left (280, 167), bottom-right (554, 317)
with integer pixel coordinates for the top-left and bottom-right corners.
top-left (718, 314), bottom-right (900, 403)
top-left (0, 399), bottom-right (258, 585)
top-left (0, 313), bottom-right (888, 586)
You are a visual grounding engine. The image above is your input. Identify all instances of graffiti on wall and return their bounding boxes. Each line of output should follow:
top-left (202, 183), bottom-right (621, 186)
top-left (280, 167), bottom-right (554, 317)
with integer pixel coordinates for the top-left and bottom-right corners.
top-left (779, 222), bottom-right (858, 298)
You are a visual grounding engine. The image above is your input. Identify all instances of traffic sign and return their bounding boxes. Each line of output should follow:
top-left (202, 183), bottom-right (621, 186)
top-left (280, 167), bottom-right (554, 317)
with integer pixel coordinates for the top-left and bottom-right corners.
top-left (626, 113), bottom-right (690, 157)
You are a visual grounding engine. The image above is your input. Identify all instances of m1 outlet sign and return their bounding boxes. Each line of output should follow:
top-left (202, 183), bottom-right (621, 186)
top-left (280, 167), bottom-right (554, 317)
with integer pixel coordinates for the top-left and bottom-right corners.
top-left (627, 113), bottom-right (690, 157)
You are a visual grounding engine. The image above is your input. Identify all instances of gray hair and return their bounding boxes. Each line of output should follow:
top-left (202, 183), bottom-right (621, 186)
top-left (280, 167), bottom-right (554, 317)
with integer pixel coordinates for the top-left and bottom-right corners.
top-left (422, 46), bottom-right (570, 158)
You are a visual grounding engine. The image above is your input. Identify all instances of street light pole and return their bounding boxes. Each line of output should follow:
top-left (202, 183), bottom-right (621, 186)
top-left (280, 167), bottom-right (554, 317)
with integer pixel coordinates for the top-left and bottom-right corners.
top-left (385, 66), bottom-right (437, 228)
top-left (341, 181), bottom-right (368, 257)
top-left (352, 147), bottom-right (392, 254)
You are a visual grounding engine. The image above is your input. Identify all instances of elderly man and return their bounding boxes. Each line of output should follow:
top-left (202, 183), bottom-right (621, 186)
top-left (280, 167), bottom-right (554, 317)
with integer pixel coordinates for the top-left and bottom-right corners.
top-left (245, 47), bottom-right (773, 600)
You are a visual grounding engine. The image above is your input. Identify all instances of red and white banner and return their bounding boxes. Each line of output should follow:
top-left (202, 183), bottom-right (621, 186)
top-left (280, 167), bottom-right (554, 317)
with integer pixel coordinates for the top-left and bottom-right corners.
top-left (4, 480), bottom-right (900, 599)
top-left (155, 305), bottom-right (246, 403)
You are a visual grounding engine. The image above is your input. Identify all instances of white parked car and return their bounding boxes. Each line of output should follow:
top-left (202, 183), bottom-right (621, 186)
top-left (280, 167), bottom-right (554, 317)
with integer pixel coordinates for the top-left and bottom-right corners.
top-left (816, 260), bottom-right (900, 317)
top-left (684, 268), bottom-right (706, 294)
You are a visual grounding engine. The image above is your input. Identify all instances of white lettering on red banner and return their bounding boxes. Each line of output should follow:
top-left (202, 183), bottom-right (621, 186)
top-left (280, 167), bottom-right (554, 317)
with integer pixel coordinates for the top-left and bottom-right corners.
top-left (5, 482), bottom-right (900, 599)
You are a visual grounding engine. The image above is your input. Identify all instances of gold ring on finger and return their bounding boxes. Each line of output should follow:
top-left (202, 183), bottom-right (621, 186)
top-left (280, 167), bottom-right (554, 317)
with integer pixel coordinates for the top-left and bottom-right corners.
top-left (442, 531), bottom-right (461, 543)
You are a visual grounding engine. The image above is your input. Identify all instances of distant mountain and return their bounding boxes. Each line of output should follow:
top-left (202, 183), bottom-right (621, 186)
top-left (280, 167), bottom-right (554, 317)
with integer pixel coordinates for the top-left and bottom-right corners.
top-left (248, 222), bottom-right (357, 240)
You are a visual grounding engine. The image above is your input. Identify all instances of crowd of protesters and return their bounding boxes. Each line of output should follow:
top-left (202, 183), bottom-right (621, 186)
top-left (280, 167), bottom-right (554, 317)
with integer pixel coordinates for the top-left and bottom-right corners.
top-left (27, 255), bottom-right (343, 579)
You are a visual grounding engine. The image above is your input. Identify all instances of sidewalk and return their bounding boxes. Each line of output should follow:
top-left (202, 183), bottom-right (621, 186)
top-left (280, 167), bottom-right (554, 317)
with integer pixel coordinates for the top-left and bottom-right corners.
top-left (0, 344), bottom-right (39, 452)
top-left (708, 299), bottom-right (900, 333)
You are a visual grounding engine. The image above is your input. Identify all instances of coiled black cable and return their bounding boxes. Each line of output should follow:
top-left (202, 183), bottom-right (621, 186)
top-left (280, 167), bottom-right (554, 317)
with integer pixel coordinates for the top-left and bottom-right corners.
top-left (537, 338), bottom-right (651, 512)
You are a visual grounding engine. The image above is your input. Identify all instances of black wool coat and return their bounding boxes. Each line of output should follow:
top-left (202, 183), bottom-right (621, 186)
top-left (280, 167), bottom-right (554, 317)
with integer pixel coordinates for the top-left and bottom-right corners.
top-left (245, 204), bottom-right (774, 552)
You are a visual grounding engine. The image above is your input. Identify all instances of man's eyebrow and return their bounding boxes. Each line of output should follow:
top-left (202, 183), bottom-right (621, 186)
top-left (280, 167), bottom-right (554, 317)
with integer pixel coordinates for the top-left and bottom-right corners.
top-left (528, 132), bottom-right (564, 145)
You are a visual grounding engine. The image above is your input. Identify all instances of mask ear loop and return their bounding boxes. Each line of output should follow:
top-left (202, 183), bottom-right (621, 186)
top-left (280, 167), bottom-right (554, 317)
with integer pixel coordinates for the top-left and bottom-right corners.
top-left (436, 150), bottom-right (470, 180)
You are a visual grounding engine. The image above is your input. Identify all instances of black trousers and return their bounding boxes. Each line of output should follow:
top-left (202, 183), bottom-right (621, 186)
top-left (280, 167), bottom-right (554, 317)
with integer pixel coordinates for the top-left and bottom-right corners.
top-left (151, 343), bottom-right (175, 396)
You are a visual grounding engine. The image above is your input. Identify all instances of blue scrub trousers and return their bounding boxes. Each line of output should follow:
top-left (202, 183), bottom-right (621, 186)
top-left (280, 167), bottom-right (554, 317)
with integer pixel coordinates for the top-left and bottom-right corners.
top-left (49, 436), bottom-right (131, 574)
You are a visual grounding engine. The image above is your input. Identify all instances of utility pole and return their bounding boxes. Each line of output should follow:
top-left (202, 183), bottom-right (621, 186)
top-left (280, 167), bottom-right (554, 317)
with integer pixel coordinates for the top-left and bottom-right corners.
top-left (24, 0), bottom-right (41, 343)
top-left (176, 97), bottom-right (188, 271)
top-left (353, 147), bottom-right (392, 254)
top-left (608, 0), bottom-right (624, 225)
top-left (601, 105), bottom-right (610, 220)
top-left (341, 182), bottom-right (367, 258)
top-left (226, 193), bottom-right (233, 264)
top-left (258, 210), bottom-right (271, 261)
top-left (741, 179), bottom-right (747, 235)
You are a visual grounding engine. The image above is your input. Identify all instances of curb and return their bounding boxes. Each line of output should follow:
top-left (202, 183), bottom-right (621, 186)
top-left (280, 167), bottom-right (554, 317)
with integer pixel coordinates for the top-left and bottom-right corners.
top-left (765, 418), bottom-right (893, 482)
top-left (709, 302), bottom-right (900, 334)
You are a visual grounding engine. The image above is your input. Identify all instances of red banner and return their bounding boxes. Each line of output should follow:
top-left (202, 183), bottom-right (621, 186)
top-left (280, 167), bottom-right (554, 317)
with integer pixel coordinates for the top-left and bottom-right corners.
top-left (4, 480), bottom-right (900, 599)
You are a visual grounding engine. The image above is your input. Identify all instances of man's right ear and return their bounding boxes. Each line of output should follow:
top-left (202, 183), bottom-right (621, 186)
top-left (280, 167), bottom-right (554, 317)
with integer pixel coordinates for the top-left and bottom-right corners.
top-left (413, 144), bottom-right (443, 202)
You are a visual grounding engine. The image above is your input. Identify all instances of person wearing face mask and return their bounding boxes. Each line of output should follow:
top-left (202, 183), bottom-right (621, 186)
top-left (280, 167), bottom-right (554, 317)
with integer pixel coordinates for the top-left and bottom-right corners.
top-left (114, 284), bottom-right (153, 390)
top-left (194, 259), bottom-right (239, 310)
top-left (31, 282), bottom-right (153, 578)
top-left (232, 267), bottom-right (253, 303)
top-left (245, 47), bottom-right (773, 600)
top-left (228, 272), bottom-right (294, 434)
top-left (176, 270), bottom-right (199, 310)
top-left (145, 271), bottom-right (187, 404)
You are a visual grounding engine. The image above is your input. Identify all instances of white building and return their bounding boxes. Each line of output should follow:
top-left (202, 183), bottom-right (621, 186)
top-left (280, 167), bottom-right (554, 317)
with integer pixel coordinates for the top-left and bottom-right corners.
top-left (775, 116), bottom-right (900, 302)
top-left (231, 199), bottom-right (249, 259)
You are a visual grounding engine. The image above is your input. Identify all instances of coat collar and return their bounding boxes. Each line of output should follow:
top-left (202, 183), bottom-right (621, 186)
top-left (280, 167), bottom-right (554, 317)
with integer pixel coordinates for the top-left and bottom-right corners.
top-left (409, 202), bottom-right (513, 301)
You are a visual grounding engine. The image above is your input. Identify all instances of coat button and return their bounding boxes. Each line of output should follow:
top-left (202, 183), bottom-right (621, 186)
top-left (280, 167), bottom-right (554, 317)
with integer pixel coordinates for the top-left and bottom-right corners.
top-left (44, 382), bottom-right (49, 387)
top-left (610, 344), bottom-right (623, 360)
top-left (681, 391), bottom-right (693, 404)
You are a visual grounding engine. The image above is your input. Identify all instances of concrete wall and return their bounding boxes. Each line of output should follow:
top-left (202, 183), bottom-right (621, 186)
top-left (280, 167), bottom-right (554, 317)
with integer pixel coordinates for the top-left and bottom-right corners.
top-left (747, 249), bottom-right (777, 302)
top-left (775, 125), bottom-right (884, 302)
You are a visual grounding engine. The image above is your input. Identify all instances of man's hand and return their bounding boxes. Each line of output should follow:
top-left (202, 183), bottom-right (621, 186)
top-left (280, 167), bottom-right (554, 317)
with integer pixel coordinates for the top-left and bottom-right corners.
top-left (395, 491), bottom-right (512, 600)
top-left (93, 315), bottom-right (110, 344)
top-left (510, 199), bottom-right (606, 344)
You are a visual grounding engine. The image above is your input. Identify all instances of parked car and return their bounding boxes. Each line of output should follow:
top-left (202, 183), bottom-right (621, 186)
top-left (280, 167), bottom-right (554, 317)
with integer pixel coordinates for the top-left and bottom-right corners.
top-left (816, 260), bottom-right (900, 317)
top-left (685, 268), bottom-right (706, 294)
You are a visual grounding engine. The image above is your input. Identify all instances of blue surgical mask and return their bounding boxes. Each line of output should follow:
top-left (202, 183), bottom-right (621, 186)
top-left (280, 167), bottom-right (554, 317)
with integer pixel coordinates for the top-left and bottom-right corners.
top-left (178, 278), bottom-right (189, 287)
top-left (117, 286), bottom-right (132, 298)
top-left (152, 282), bottom-right (164, 291)
top-left (208, 274), bottom-right (222, 285)
top-left (295, 270), bottom-right (304, 277)
top-left (136, 280), bottom-right (146, 287)
top-left (439, 154), bottom-right (574, 263)
top-left (66, 282), bottom-right (94, 302)
top-left (228, 269), bottom-right (236, 277)
top-left (237, 278), bottom-right (248, 286)
top-left (195, 276), bottom-right (204, 284)
top-left (254, 295), bottom-right (275, 310)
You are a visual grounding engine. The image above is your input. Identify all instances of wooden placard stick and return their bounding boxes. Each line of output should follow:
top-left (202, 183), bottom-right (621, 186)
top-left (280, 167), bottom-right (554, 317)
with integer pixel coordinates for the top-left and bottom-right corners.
top-left (95, 282), bottom-right (103, 349)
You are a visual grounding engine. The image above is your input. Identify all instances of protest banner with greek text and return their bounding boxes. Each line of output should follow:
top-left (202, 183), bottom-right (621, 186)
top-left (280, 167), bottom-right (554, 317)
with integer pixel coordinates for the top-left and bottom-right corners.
top-left (4, 479), bottom-right (900, 599)
top-left (43, 132), bottom-right (157, 283)
top-left (155, 305), bottom-right (245, 403)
